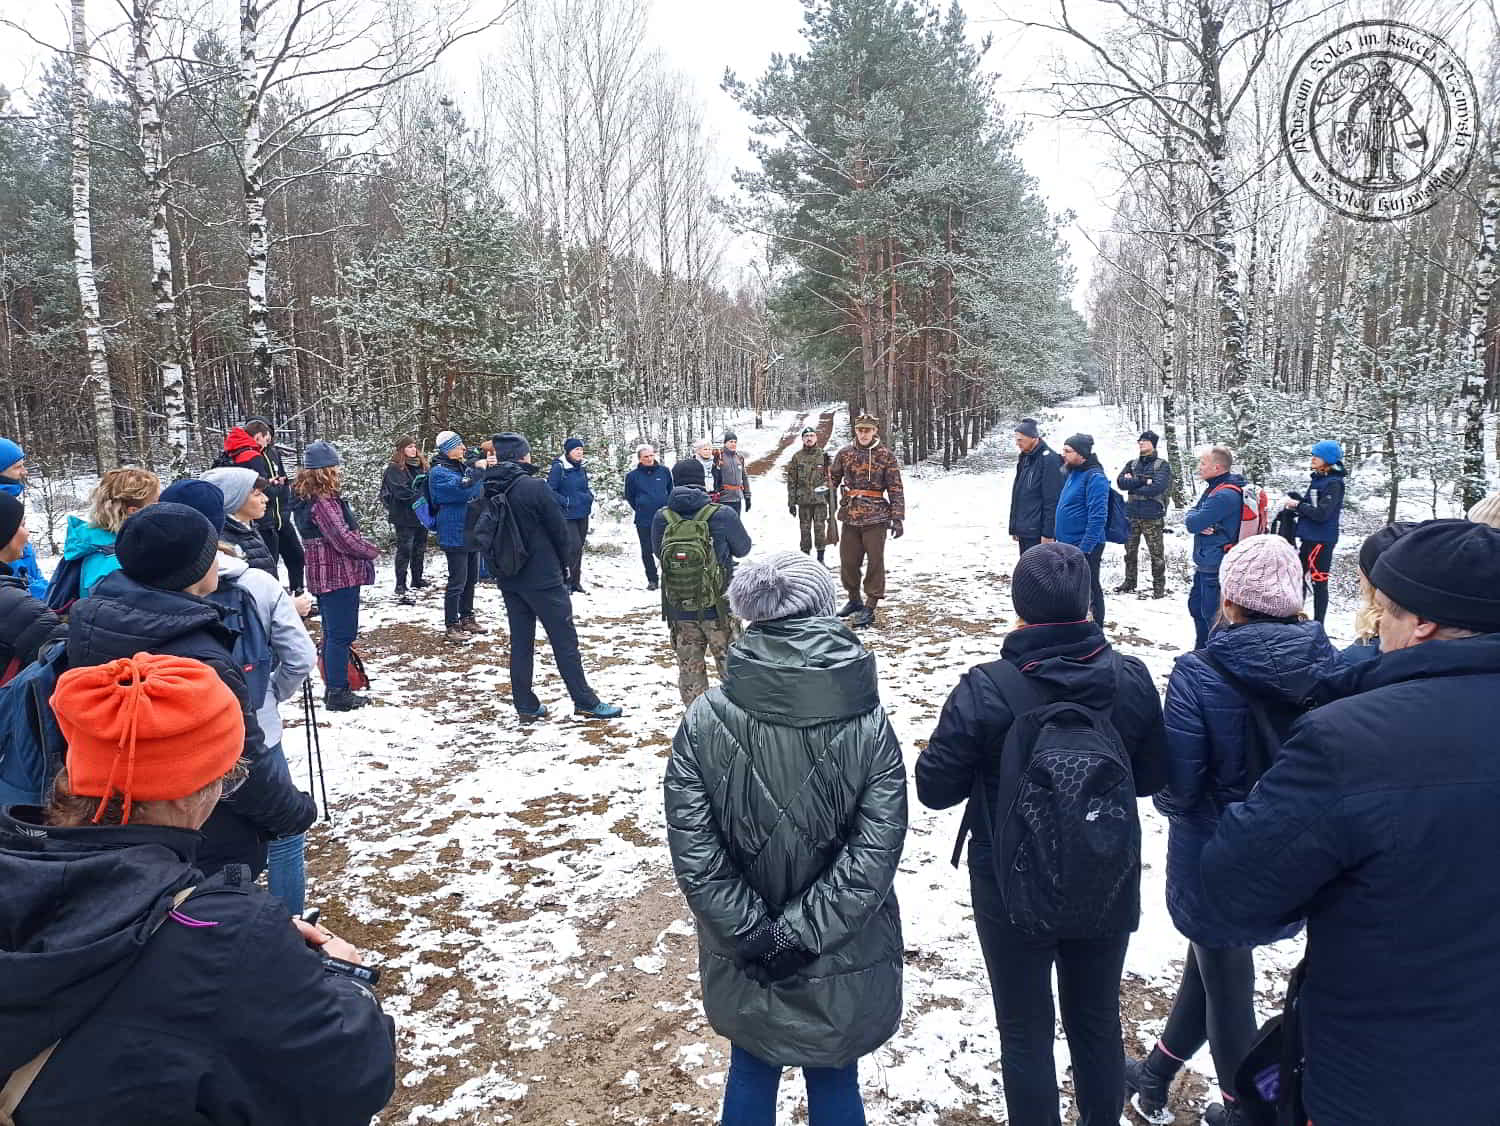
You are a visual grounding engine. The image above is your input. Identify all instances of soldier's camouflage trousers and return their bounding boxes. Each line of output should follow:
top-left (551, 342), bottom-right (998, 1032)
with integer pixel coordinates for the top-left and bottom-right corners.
top-left (672, 615), bottom-right (737, 707)
top-left (1124, 518), bottom-right (1166, 595)
top-left (798, 503), bottom-right (830, 553)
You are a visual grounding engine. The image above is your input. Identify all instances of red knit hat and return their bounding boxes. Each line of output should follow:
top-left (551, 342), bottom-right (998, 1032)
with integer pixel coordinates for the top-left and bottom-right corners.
top-left (51, 653), bottom-right (244, 823)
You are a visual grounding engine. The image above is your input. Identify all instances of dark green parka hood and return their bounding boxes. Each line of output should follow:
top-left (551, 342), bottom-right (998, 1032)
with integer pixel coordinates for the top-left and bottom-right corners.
top-left (664, 616), bottom-right (907, 1069)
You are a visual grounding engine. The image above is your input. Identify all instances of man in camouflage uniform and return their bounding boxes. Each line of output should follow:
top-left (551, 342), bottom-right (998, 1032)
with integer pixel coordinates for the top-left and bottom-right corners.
top-left (783, 426), bottom-right (833, 563)
top-left (1115, 429), bottom-right (1172, 599)
top-left (830, 414), bottom-right (905, 629)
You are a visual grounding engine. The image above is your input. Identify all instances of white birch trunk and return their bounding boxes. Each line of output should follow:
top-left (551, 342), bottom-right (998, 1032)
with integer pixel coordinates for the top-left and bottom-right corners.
top-left (240, 0), bottom-right (273, 397)
top-left (1463, 133), bottom-right (1499, 508)
top-left (70, 0), bottom-right (117, 470)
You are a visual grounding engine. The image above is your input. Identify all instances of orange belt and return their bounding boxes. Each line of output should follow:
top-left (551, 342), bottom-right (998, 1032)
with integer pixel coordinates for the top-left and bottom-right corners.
top-left (845, 488), bottom-right (884, 499)
top-left (721, 483), bottom-right (744, 491)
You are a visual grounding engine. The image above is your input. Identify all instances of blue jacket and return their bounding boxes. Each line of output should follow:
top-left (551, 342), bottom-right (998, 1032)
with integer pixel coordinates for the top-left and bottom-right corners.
top-left (916, 620), bottom-right (1167, 934)
top-left (1116, 454), bottom-right (1171, 521)
top-left (547, 456), bottom-right (594, 521)
top-left (1293, 468), bottom-right (1345, 545)
top-left (1156, 620), bottom-right (1336, 948)
top-left (1008, 442), bottom-right (1062, 539)
top-left (624, 462), bottom-right (673, 526)
top-left (1054, 459), bottom-right (1109, 554)
top-left (1183, 472), bottom-right (1246, 573)
top-left (1337, 636), bottom-right (1380, 668)
top-left (61, 515), bottom-right (122, 597)
top-left (0, 479), bottom-right (47, 599)
top-left (0, 812), bottom-right (395, 1124)
top-left (428, 456), bottom-right (484, 550)
top-left (1203, 633), bottom-right (1500, 1126)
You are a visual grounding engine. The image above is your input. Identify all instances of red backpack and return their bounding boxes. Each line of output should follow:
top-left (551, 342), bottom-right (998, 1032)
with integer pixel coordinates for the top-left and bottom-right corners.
top-left (1210, 483), bottom-right (1269, 551)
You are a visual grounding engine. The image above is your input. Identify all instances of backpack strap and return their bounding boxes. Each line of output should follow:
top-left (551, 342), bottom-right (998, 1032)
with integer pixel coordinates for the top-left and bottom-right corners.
top-left (0, 884), bottom-right (198, 1123)
top-left (1196, 651), bottom-right (1282, 786)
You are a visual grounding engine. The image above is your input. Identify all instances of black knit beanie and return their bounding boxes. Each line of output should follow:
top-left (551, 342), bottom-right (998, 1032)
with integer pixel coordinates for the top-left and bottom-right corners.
top-left (1012, 542), bottom-right (1092, 624)
top-left (1139, 430), bottom-right (1160, 447)
top-left (673, 459), bottom-right (706, 488)
top-left (116, 502), bottom-right (220, 592)
top-left (1371, 519), bottom-right (1500, 632)
top-left (1063, 433), bottom-right (1095, 459)
top-left (1358, 522), bottom-right (1414, 578)
top-left (0, 493), bottom-right (23, 548)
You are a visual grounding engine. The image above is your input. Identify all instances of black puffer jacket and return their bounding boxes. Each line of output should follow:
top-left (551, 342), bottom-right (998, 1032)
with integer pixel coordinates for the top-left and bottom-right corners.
top-left (1008, 441), bottom-right (1063, 539)
top-left (221, 517), bottom-right (275, 575)
top-left (379, 460), bottom-right (424, 529)
top-left (0, 810), bottom-right (395, 1125)
top-left (66, 571), bottom-right (316, 874)
top-left (488, 460), bottom-right (570, 591)
top-left (665, 616), bottom-right (907, 1069)
top-left (0, 562), bottom-right (63, 677)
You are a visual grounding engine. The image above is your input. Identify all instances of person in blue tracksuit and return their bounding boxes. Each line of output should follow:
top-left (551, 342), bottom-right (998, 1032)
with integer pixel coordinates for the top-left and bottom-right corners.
top-left (1281, 439), bottom-right (1346, 625)
top-left (547, 437), bottom-right (594, 593)
top-left (1183, 447), bottom-right (1247, 650)
top-left (1054, 433), bottom-right (1110, 625)
top-left (623, 445), bottom-right (673, 590)
top-left (0, 438), bottom-right (48, 599)
top-left (429, 430), bottom-right (489, 639)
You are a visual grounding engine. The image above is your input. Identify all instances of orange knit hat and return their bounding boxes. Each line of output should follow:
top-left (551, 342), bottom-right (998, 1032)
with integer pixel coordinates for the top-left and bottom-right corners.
top-left (51, 653), bottom-right (244, 823)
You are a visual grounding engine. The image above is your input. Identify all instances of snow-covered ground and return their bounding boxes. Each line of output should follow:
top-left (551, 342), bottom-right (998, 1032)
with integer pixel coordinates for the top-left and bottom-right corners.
top-left (253, 398), bottom-right (1325, 1123)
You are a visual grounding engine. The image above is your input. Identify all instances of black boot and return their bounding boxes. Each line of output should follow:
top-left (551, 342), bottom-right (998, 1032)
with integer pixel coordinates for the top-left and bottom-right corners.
top-left (1203, 1101), bottom-right (1246, 1126)
top-left (837, 598), bottom-right (863, 618)
top-left (1114, 582), bottom-right (1136, 595)
top-left (325, 687), bottom-right (368, 711)
top-left (817, 548), bottom-right (825, 565)
top-left (1123, 1048), bottom-right (1178, 1125)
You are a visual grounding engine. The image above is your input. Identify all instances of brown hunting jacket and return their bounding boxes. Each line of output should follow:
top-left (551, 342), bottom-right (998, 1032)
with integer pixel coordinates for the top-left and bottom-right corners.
top-left (830, 440), bottom-right (905, 527)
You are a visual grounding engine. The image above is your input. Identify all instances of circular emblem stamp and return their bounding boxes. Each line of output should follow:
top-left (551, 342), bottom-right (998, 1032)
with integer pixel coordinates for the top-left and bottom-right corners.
top-left (1282, 20), bottom-right (1478, 222)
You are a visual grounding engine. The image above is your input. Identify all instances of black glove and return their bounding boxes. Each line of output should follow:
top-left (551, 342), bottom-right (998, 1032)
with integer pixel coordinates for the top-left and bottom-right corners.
top-left (788, 504), bottom-right (798, 517)
top-left (890, 519), bottom-right (904, 539)
top-left (735, 918), bottom-right (815, 985)
top-left (1287, 490), bottom-right (1303, 502)
top-left (745, 494), bottom-right (752, 512)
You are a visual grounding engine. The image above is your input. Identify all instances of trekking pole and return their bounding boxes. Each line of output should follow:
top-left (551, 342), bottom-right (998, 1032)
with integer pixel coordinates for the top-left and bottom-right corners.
top-left (302, 680), bottom-right (331, 823)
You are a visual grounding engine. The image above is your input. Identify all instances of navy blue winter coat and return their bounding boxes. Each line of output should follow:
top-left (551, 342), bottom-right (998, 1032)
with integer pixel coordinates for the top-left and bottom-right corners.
top-left (547, 456), bottom-right (594, 520)
top-left (66, 572), bottom-right (316, 875)
top-left (1337, 636), bottom-right (1380, 668)
top-left (1203, 632), bottom-right (1500, 1126)
top-left (0, 811), bottom-right (395, 1125)
top-left (916, 620), bottom-right (1168, 935)
top-left (1054, 459), bottom-right (1109, 554)
top-left (1183, 471), bottom-right (1246, 572)
top-left (624, 462), bottom-right (673, 527)
top-left (1116, 454), bottom-right (1171, 521)
top-left (650, 487), bottom-right (752, 621)
top-left (428, 455), bottom-right (484, 550)
top-left (1008, 441), bottom-right (1063, 540)
top-left (1156, 620), bottom-right (1337, 948)
top-left (1293, 468), bottom-right (1345, 545)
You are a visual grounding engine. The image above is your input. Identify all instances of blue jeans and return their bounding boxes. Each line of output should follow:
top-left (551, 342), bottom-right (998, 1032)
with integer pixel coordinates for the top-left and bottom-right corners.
top-left (721, 1044), bottom-right (864, 1126)
top-left (317, 584), bottom-right (360, 693)
top-left (262, 742), bottom-right (306, 915)
top-left (1189, 571), bottom-right (1221, 650)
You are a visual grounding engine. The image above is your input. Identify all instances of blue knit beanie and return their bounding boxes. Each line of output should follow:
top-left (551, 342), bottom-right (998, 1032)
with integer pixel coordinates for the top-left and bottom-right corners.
top-left (303, 440), bottom-right (341, 469)
top-left (160, 479), bottom-right (227, 534)
top-left (435, 431), bottom-right (463, 456)
top-left (0, 438), bottom-right (22, 473)
top-left (564, 436), bottom-right (585, 455)
top-left (1312, 439), bottom-right (1344, 466)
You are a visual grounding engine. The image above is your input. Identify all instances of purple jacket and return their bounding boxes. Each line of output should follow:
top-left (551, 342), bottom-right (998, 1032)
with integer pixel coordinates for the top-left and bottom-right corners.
top-left (295, 495), bottom-right (378, 594)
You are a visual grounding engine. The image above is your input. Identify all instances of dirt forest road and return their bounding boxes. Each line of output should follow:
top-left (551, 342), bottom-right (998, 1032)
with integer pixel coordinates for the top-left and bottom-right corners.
top-left (297, 404), bottom-right (1294, 1125)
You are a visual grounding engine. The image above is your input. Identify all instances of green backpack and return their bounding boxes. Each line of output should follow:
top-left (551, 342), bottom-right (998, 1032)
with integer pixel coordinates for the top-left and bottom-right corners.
top-left (661, 504), bottom-right (726, 617)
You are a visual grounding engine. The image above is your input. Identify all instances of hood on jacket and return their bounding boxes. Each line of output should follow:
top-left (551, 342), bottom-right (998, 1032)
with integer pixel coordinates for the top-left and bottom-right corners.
top-left (217, 550), bottom-right (250, 581)
top-left (223, 427), bottom-right (261, 461)
top-left (1202, 619), bottom-right (1337, 705)
top-left (725, 616), bottom-right (880, 728)
top-left (62, 513), bottom-right (116, 561)
top-left (0, 811), bottom-right (199, 1071)
top-left (69, 570), bottom-right (234, 657)
top-left (0, 479), bottom-right (22, 500)
top-left (487, 460), bottom-right (537, 490)
top-left (667, 485), bottom-right (713, 515)
top-left (1001, 621), bottom-right (1115, 710)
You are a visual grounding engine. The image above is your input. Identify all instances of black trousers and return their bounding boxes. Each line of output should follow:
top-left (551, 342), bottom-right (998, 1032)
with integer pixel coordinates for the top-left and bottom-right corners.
top-left (634, 522), bottom-right (658, 584)
top-left (1017, 536), bottom-right (1042, 555)
top-left (259, 523), bottom-right (306, 593)
top-left (1299, 540), bottom-right (1333, 623)
top-left (501, 585), bottom-right (599, 713)
top-left (1085, 544), bottom-right (1105, 626)
top-left (393, 525), bottom-right (427, 590)
top-left (565, 517), bottom-right (589, 588)
top-left (971, 870), bottom-right (1129, 1126)
top-left (1159, 943), bottom-right (1258, 1098)
top-left (444, 549), bottom-right (478, 626)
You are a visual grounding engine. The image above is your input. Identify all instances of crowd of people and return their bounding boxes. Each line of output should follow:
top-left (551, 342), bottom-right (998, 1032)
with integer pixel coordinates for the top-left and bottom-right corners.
top-left (2, 413), bottom-right (1499, 1126)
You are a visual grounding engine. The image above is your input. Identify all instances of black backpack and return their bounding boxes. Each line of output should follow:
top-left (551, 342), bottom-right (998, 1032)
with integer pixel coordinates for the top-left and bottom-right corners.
top-left (958, 655), bottom-right (1140, 939)
top-left (473, 476), bottom-right (530, 579)
top-left (42, 547), bottom-right (114, 613)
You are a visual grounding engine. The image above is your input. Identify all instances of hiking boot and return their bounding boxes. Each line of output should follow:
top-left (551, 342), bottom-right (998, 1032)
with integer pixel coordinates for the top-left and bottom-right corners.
top-left (849, 607), bottom-right (875, 629)
top-left (570, 583), bottom-right (586, 595)
top-left (1115, 582), bottom-right (1137, 595)
top-left (459, 616), bottom-right (486, 634)
top-left (1124, 1055), bottom-right (1175, 1125)
top-left (1151, 590), bottom-right (1167, 600)
top-left (837, 598), bottom-right (863, 618)
top-left (410, 579), bottom-right (431, 590)
top-left (517, 703), bottom-right (549, 722)
top-left (577, 700), bottom-right (623, 719)
top-left (816, 548), bottom-right (826, 565)
top-left (1203, 1102), bottom-right (1245, 1126)
top-left (397, 591), bottom-right (414, 606)
top-left (445, 626), bottom-right (471, 643)
top-left (647, 579), bottom-right (659, 591)
top-left (324, 688), bottom-right (368, 711)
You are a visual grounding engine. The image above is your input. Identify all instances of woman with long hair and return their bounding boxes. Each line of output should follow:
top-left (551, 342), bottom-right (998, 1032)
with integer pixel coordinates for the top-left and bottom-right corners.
top-left (291, 441), bottom-right (379, 711)
top-left (60, 466), bottom-right (161, 598)
top-left (380, 437), bottom-right (430, 605)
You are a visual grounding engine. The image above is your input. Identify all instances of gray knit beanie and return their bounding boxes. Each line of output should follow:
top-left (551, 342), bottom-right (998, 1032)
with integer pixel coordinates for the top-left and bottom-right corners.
top-left (728, 551), bottom-right (838, 622)
top-left (200, 467), bottom-right (259, 517)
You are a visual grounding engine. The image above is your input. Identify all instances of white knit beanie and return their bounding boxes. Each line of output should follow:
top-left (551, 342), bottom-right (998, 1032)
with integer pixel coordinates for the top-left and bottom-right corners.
top-left (1468, 492), bottom-right (1500, 530)
top-left (728, 551), bottom-right (838, 622)
top-left (1221, 534), bottom-right (1305, 618)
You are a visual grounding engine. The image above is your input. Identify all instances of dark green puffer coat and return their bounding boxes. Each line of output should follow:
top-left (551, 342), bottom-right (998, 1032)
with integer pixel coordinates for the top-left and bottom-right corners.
top-left (664, 615), bottom-right (907, 1069)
